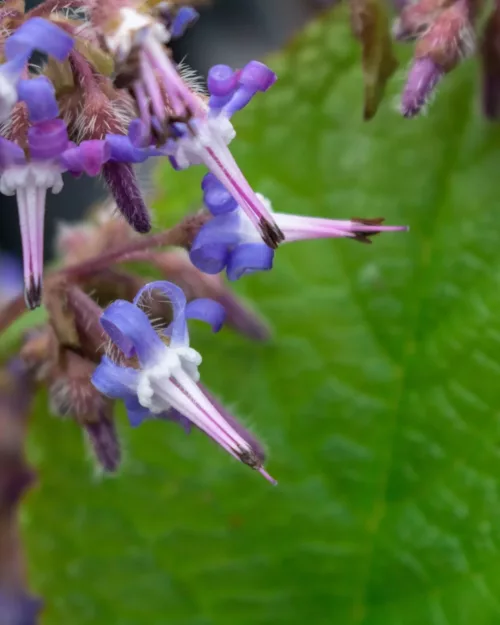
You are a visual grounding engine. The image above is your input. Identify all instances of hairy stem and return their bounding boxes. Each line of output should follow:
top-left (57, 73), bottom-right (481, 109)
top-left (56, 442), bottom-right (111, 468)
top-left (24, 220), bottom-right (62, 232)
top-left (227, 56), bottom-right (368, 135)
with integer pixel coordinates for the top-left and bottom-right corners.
top-left (0, 212), bottom-right (210, 336)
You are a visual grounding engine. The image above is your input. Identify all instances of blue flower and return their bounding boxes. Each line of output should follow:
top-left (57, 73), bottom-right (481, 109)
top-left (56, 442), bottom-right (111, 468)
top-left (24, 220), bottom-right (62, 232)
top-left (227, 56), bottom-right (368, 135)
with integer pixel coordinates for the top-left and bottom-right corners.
top-left (0, 17), bottom-right (73, 123)
top-left (190, 175), bottom-right (409, 280)
top-left (163, 60), bottom-right (284, 249)
top-left (91, 281), bottom-right (276, 483)
top-left (0, 591), bottom-right (42, 625)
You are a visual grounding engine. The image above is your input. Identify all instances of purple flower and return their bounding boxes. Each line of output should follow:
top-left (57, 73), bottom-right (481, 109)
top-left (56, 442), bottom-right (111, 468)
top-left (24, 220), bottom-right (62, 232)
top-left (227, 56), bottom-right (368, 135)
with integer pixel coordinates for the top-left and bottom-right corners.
top-left (4, 17), bottom-right (73, 62)
top-left (157, 5), bottom-right (200, 39)
top-left (0, 17), bottom-right (73, 122)
top-left (106, 120), bottom-right (164, 163)
top-left (0, 591), bottom-right (42, 625)
top-left (401, 57), bottom-right (444, 118)
top-left (91, 280), bottom-right (276, 484)
top-left (190, 175), bottom-right (409, 280)
top-left (164, 60), bottom-right (284, 249)
top-left (0, 78), bottom-right (110, 309)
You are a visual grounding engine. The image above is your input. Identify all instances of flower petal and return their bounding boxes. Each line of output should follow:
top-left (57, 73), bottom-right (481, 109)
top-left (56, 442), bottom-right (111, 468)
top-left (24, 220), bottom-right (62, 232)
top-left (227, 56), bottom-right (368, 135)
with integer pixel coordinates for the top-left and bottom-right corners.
top-left (61, 140), bottom-right (110, 176)
top-left (185, 298), bottom-right (226, 333)
top-left (203, 177), bottom-right (239, 215)
top-left (28, 119), bottom-right (69, 161)
top-left (189, 213), bottom-right (241, 275)
top-left (91, 356), bottom-right (139, 398)
top-left (221, 61), bottom-right (277, 116)
top-left (133, 280), bottom-right (189, 347)
top-left (5, 17), bottom-right (73, 62)
top-left (239, 60), bottom-right (277, 93)
top-left (208, 64), bottom-right (238, 98)
top-left (124, 396), bottom-right (152, 427)
top-left (226, 243), bottom-right (274, 281)
top-left (106, 133), bottom-right (151, 163)
top-left (100, 301), bottom-right (164, 365)
top-left (17, 76), bottom-right (58, 123)
top-left (0, 137), bottom-right (25, 168)
top-left (171, 7), bottom-right (199, 38)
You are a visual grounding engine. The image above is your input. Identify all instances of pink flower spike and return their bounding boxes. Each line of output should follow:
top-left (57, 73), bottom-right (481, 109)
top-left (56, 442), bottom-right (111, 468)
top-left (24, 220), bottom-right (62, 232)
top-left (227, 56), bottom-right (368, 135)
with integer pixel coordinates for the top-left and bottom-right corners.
top-left (277, 214), bottom-right (409, 243)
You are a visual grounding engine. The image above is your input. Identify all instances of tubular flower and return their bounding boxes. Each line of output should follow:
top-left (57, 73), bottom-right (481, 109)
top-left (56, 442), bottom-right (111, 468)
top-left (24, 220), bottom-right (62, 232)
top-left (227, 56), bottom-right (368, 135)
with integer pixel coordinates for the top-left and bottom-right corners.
top-left (95, 0), bottom-right (283, 247)
top-left (91, 280), bottom-right (276, 484)
top-left (0, 77), bottom-right (110, 309)
top-left (190, 175), bottom-right (409, 280)
top-left (164, 60), bottom-right (284, 248)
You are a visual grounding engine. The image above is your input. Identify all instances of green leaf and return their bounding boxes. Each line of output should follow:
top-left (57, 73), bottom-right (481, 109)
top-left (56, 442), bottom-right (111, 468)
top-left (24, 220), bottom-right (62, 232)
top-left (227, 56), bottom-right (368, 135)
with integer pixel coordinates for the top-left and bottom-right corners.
top-left (25, 7), bottom-right (500, 625)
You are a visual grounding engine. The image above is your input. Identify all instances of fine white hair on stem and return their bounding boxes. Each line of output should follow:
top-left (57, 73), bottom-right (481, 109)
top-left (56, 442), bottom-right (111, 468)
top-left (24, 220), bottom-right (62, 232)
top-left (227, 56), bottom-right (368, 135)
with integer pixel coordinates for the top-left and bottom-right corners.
top-left (177, 59), bottom-right (207, 96)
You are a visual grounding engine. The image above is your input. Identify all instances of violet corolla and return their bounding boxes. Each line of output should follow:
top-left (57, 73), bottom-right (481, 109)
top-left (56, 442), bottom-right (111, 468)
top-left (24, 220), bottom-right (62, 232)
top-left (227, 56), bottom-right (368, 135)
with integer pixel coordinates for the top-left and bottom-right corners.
top-left (164, 60), bottom-right (284, 248)
top-left (0, 16), bottom-right (73, 122)
top-left (91, 280), bottom-right (276, 483)
top-left (190, 175), bottom-right (409, 280)
top-left (0, 82), bottom-right (109, 308)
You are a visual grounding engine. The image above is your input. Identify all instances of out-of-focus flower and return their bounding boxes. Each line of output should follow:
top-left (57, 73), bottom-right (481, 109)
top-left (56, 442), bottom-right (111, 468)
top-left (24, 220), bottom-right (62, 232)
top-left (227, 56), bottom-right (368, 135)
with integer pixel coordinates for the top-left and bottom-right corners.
top-left (394, 0), bottom-right (475, 117)
top-left (0, 254), bottom-right (22, 305)
top-left (0, 591), bottom-right (42, 625)
top-left (190, 175), bottom-right (409, 280)
top-left (0, 361), bottom-right (38, 622)
top-left (0, 16), bottom-right (73, 123)
top-left (92, 280), bottom-right (276, 483)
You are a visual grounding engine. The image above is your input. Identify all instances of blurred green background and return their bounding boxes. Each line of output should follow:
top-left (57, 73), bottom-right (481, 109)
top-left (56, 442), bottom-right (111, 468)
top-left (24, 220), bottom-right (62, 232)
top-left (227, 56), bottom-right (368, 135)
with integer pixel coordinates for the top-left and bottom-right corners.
top-left (21, 6), bottom-right (500, 625)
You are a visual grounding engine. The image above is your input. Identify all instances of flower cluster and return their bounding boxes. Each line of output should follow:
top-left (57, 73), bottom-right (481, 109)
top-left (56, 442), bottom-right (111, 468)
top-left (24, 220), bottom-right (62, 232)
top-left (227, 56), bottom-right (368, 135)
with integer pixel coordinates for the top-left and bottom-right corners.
top-left (0, 1), bottom-right (411, 488)
top-left (0, 1), bottom-right (425, 619)
top-left (0, 2), bottom-right (283, 310)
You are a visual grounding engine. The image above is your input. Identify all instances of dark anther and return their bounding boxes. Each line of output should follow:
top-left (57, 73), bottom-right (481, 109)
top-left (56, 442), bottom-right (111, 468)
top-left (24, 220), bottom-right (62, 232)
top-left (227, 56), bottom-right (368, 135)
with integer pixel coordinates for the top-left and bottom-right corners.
top-left (24, 278), bottom-right (42, 311)
top-left (238, 448), bottom-right (261, 469)
top-left (259, 218), bottom-right (285, 249)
